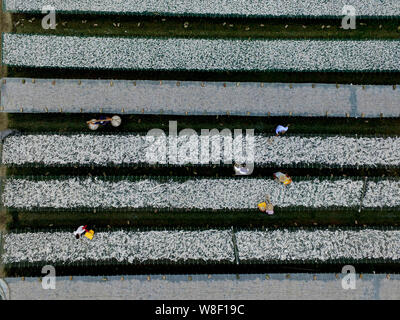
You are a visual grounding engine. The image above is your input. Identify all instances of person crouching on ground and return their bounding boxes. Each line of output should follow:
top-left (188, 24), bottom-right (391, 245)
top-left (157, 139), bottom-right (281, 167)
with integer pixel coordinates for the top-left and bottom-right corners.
top-left (273, 171), bottom-right (292, 185)
top-left (234, 163), bottom-right (251, 175)
top-left (275, 124), bottom-right (290, 136)
top-left (74, 225), bottom-right (89, 239)
top-left (258, 195), bottom-right (274, 215)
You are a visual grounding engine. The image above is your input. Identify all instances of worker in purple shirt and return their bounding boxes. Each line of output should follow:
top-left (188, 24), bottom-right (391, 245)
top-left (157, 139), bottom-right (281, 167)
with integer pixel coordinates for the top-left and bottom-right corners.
top-left (93, 116), bottom-right (112, 125)
top-left (233, 163), bottom-right (250, 175)
top-left (275, 124), bottom-right (290, 136)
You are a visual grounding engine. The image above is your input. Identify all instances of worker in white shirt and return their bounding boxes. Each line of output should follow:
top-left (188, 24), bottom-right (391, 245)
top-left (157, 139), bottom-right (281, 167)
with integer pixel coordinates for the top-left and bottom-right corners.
top-left (273, 171), bottom-right (292, 185)
top-left (74, 225), bottom-right (88, 239)
top-left (265, 195), bottom-right (274, 215)
top-left (234, 163), bottom-right (251, 175)
top-left (275, 124), bottom-right (290, 136)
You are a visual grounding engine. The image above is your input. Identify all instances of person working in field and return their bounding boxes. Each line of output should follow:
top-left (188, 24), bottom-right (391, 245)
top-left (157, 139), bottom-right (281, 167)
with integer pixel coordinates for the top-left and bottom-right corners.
top-left (275, 124), bottom-right (290, 136)
top-left (273, 171), bottom-right (292, 185)
top-left (87, 115), bottom-right (122, 130)
top-left (233, 163), bottom-right (251, 175)
top-left (258, 194), bottom-right (274, 215)
top-left (74, 225), bottom-right (89, 239)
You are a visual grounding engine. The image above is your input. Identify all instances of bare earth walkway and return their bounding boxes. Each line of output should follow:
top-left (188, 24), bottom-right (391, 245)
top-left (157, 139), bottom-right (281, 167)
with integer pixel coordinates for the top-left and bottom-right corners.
top-left (0, 0), bottom-right (11, 78)
top-left (3, 274), bottom-right (400, 300)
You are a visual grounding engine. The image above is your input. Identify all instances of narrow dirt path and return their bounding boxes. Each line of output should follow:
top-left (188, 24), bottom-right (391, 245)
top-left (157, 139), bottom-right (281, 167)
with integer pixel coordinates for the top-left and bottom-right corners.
top-left (0, 0), bottom-right (12, 77)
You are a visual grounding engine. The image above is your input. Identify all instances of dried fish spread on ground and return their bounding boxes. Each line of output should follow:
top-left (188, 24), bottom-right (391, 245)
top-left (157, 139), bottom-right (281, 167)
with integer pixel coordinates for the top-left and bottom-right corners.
top-left (3, 134), bottom-right (400, 167)
top-left (2, 177), bottom-right (363, 209)
top-left (4, 0), bottom-right (400, 17)
top-left (363, 180), bottom-right (400, 208)
top-left (2, 79), bottom-right (399, 117)
top-left (236, 229), bottom-right (400, 261)
top-left (4, 34), bottom-right (400, 72)
top-left (4, 229), bottom-right (399, 264)
top-left (1, 230), bottom-right (235, 263)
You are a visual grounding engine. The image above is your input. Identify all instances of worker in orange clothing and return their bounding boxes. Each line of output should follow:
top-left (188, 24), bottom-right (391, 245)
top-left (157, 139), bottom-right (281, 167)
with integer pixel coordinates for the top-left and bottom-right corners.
top-left (258, 195), bottom-right (274, 215)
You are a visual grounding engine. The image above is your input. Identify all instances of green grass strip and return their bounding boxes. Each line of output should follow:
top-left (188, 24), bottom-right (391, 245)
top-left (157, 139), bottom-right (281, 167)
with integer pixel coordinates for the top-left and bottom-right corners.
top-left (7, 113), bottom-right (400, 135)
top-left (5, 0), bottom-right (400, 19)
top-left (12, 14), bottom-right (400, 40)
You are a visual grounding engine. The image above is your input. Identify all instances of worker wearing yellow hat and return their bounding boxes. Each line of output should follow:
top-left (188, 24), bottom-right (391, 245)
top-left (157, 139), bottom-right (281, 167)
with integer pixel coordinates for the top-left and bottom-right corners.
top-left (273, 171), bottom-right (292, 185)
top-left (258, 195), bottom-right (274, 215)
